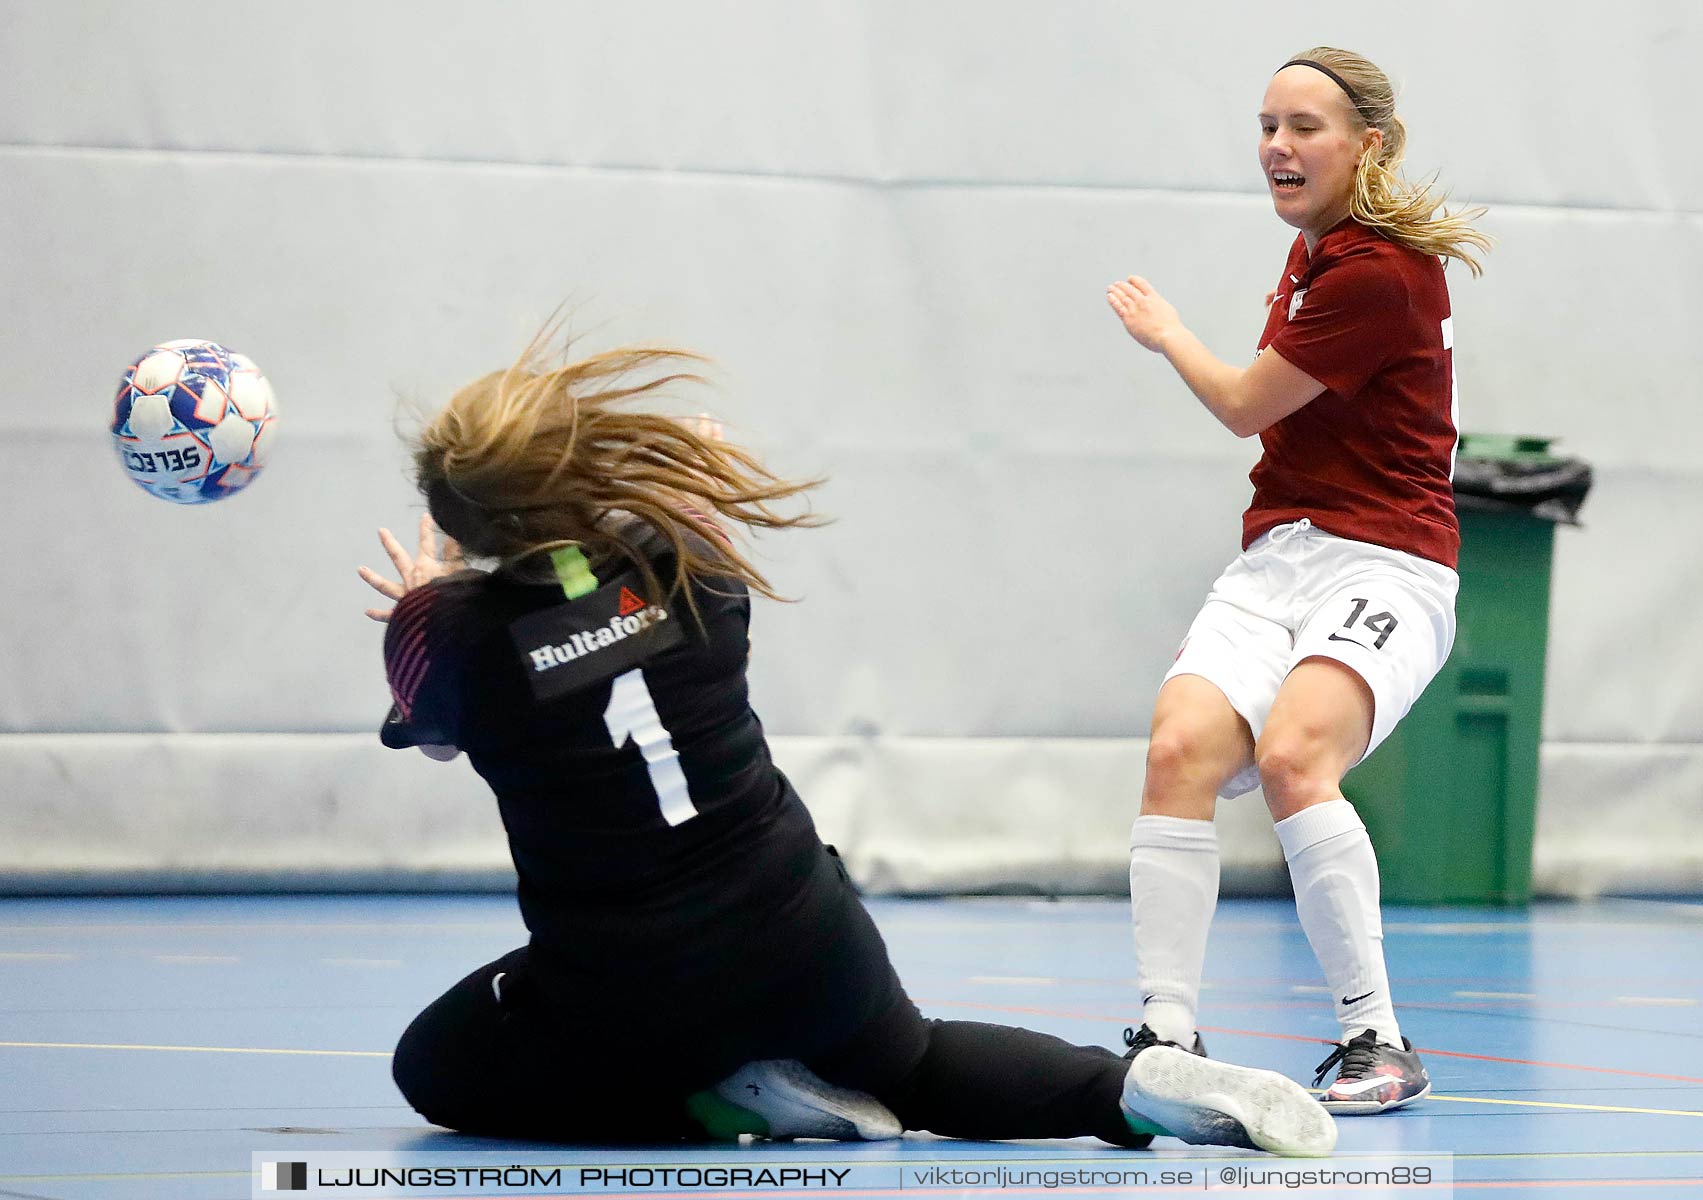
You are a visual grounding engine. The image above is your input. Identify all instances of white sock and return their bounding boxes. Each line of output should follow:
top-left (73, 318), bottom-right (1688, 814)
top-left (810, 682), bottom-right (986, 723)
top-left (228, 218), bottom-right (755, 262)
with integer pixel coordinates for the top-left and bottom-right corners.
top-left (1275, 799), bottom-right (1402, 1047)
top-left (1129, 814), bottom-right (1220, 1045)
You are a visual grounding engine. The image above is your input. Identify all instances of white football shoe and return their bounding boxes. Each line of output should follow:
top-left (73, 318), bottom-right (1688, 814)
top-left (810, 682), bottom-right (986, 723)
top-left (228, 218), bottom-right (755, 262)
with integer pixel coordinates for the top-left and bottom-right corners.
top-left (1122, 1045), bottom-right (1337, 1157)
top-left (697, 1059), bottom-right (902, 1141)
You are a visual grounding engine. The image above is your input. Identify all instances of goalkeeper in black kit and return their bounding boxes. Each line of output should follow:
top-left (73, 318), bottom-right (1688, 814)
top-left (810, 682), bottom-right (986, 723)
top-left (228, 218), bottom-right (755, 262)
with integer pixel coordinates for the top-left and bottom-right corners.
top-left (357, 328), bottom-right (1336, 1157)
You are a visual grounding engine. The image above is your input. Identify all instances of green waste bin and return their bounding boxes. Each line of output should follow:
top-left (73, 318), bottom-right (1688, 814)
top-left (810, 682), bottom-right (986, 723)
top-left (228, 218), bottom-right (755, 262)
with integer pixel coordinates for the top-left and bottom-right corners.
top-left (1341, 434), bottom-right (1592, 906)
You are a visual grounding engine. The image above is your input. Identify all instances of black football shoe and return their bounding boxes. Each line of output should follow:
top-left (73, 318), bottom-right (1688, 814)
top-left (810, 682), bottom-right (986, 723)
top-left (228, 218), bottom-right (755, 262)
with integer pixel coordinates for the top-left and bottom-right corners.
top-left (1122, 1023), bottom-right (1209, 1059)
top-left (1312, 1030), bottom-right (1432, 1114)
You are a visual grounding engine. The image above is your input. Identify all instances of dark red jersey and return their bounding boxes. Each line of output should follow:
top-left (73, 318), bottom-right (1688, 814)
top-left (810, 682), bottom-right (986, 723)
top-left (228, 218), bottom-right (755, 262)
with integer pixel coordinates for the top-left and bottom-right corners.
top-left (1250, 219), bottom-right (1460, 568)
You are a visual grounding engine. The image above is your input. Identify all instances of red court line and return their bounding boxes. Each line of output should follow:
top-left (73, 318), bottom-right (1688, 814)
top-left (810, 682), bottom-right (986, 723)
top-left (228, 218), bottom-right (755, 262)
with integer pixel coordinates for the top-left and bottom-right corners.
top-left (443, 1194), bottom-right (1336, 1200)
top-left (914, 997), bottom-right (1703, 1085)
top-left (443, 1192), bottom-right (1202, 1200)
top-left (1457, 1183), bottom-right (1703, 1191)
top-left (949, 975), bottom-right (1703, 988)
top-left (440, 1184), bottom-right (1703, 1198)
top-left (1064, 998), bottom-right (1702, 1013)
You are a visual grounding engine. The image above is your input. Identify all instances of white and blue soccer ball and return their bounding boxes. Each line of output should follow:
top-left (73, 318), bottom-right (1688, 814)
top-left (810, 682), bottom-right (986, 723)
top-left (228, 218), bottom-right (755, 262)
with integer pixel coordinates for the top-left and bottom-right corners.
top-left (111, 339), bottom-right (279, 504)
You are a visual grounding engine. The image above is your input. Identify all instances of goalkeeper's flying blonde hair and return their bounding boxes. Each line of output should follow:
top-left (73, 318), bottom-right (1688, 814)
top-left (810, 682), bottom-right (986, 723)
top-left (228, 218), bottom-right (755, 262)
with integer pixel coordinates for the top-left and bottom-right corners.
top-left (412, 327), bottom-right (821, 611)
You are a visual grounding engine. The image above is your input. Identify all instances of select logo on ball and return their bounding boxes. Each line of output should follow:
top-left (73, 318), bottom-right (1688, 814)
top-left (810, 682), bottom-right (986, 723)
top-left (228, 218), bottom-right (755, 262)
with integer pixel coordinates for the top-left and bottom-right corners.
top-left (110, 339), bottom-right (278, 504)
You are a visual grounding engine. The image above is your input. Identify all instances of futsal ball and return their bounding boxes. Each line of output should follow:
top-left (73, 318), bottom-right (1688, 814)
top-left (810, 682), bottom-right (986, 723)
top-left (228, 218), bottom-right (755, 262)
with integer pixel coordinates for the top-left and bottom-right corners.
top-left (111, 339), bottom-right (279, 504)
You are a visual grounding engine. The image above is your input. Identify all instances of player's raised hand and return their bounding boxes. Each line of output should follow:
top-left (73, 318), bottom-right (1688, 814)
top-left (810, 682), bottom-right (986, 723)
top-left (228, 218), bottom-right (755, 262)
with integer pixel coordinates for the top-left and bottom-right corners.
top-left (1107, 275), bottom-right (1183, 354)
top-left (358, 514), bottom-right (465, 622)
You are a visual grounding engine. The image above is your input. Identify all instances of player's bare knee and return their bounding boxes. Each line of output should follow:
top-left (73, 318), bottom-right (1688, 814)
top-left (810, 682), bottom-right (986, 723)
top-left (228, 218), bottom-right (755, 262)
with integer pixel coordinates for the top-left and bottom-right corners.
top-left (1141, 725), bottom-right (1233, 816)
top-left (1145, 722), bottom-right (1223, 788)
top-left (1144, 724), bottom-right (1191, 779)
top-left (1254, 737), bottom-right (1337, 816)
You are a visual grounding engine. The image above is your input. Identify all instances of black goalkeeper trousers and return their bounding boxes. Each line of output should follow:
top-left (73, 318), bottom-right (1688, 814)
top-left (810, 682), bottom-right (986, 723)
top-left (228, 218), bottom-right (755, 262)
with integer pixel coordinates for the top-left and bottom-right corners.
top-left (391, 946), bottom-right (1142, 1147)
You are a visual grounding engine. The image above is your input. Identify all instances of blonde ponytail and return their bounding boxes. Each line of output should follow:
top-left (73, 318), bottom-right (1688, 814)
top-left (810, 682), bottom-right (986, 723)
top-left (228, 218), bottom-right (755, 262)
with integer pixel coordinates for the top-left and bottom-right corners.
top-left (1292, 46), bottom-right (1494, 276)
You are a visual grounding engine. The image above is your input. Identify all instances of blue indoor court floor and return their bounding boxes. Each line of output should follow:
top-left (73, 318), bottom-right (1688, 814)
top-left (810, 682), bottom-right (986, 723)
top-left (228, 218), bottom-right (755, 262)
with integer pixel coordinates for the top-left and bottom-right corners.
top-left (2, 894), bottom-right (1701, 1199)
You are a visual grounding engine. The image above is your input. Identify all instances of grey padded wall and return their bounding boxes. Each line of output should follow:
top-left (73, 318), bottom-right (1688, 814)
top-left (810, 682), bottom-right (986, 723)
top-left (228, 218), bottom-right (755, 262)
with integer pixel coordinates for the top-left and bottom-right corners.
top-left (2, 1), bottom-right (1699, 895)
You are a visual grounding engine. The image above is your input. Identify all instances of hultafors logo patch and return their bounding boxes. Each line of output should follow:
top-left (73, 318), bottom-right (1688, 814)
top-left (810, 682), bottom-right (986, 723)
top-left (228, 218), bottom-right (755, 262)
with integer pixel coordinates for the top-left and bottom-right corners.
top-left (260, 1161), bottom-right (307, 1191)
top-left (509, 570), bottom-right (686, 701)
top-left (525, 604), bottom-right (670, 673)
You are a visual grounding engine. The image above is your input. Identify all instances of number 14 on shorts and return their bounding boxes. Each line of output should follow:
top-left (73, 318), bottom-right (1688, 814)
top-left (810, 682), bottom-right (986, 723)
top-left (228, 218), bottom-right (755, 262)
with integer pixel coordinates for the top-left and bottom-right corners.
top-left (1327, 597), bottom-right (1399, 650)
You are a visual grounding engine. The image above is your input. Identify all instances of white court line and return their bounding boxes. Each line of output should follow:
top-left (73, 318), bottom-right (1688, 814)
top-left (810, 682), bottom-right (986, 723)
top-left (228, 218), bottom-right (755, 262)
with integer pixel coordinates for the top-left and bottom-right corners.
top-left (1391, 923), bottom-right (1524, 935)
top-left (1454, 990), bottom-right (1537, 1000)
top-left (1427, 1094), bottom-right (1703, 1119)
top-left (151, 955), bottom-right (240, 964)
top-left (1614, 996), bottom-right (1699, 1006)
top-left (318, 957), bottom-right (403, 968)
top-left (968, 975), bottom-right (1056, 985)
top-left (1289, 985), bottom-right (1332, 994)
top-left (0, 922), bottom-right (514, 934)
top-left (0, 952), bottom-right (74, 961)
top-left (0, 1040), bottom-right (387, 1057)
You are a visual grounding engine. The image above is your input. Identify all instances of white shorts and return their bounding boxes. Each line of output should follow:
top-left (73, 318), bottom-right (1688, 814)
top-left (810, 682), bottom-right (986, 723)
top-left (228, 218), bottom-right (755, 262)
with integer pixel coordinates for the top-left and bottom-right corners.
top-left (1162, 519), bottom-right (1459, 799)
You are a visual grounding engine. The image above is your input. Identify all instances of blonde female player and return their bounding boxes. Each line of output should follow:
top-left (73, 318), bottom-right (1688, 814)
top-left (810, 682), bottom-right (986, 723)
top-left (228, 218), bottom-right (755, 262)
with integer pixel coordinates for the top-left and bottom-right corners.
top-left (358, 335), bottom-right (1337, 1153)
top-left (1106, 47), bottom-right (1491, 1113)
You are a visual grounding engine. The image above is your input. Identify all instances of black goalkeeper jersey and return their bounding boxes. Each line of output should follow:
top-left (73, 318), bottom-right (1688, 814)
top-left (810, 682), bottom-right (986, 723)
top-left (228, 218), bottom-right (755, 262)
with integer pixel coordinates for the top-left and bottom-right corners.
top-left (380, 528), bottom-right (875, 1025)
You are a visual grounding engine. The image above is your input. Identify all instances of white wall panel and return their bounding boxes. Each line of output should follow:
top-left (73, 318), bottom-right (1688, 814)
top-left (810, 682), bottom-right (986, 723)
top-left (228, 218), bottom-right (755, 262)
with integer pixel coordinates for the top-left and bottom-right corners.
top-left (0, 3), bottom-right (1698, 890)
top-left (1451, 207), bottom-right (1703, 472)
top-left (3, 2), bottom-right (1697, 211)
top-left (1532, 743), bottom-right (1703, 898)
top-left (1544, 468), bottom-right (1703, 743)
top-left (2, 734), bottom-right (1694, 900)
top-left (3, 151), bottom-right (1696, 741)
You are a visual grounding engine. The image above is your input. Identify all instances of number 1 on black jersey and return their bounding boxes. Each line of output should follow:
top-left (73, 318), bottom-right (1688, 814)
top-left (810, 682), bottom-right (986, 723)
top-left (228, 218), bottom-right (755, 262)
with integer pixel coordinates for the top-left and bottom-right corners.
top-left (603, 668), bottom-right (699, 827)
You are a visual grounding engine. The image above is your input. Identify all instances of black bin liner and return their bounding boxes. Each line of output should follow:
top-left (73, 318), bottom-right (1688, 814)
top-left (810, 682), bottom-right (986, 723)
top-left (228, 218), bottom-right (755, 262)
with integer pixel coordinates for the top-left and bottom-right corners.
top-left (1453, 435), bottom-right (1593, 525)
